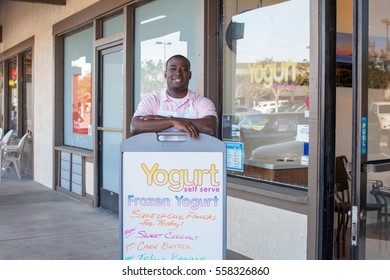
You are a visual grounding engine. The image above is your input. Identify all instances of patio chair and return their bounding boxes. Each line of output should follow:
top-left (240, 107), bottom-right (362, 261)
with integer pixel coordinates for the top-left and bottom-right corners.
top-left (0, 130), bottom-right (13, 147)
top-left (0, 132), bottom-right (28, 180)
top-left (0, 128), bottom-right (3, 140)
top-left (369, 180), bottom-right (390, 240)
top-left (334, 155), bottom-right (351, 258)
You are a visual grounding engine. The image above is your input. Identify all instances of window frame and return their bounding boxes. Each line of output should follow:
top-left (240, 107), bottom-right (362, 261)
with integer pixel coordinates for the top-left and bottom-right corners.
top-left (0, 61), bottom-right (3, 128)
top-left (0, 37), bottom-right (34, 138)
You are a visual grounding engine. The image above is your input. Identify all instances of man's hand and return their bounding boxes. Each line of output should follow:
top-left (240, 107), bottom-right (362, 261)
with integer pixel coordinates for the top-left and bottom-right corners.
top-left (131, 115), bottom-right (216, 139)
top-left (171, 118), bottom-right (200, 139)
top-left (139, 115), bottom-right (200, 138)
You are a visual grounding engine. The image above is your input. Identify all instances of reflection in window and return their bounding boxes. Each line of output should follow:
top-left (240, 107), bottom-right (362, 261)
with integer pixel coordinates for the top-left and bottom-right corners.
top-left (0, 63), bottom-right (3, 128)
top-left (102, 13), bottom-right (124, 37)
top-left (367, 0), bottom-right (390, 159)
top-left (223, 0), bottom-right (310, 188)
top-left (8, 58), bottom-right (18, 136)
top-left (22, 51), bottom-right (33, 135)
top-left (134, 0), bottom-right (198, 107)
top-left (64, 26), bottom-right (93, 149)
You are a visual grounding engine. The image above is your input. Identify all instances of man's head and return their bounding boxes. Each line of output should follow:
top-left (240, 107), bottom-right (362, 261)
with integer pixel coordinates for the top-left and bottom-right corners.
top-left (164, 55), bottom-right (192, 97)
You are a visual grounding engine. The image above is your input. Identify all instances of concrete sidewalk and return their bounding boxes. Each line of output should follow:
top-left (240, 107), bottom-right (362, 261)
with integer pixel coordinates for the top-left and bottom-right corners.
top-left (0, 176), bottom-right (119, 260)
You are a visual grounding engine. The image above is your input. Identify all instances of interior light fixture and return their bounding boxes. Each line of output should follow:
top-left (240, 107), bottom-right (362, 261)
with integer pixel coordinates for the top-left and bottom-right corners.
top-left (141, 15), bottom-right (166, 25)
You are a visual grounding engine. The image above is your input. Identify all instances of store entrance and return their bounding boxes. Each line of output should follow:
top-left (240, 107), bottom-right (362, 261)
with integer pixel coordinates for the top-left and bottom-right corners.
top-left (97, 43), bottom-right (124, 214)
top-left (335, 0), bottom-right (390, 260)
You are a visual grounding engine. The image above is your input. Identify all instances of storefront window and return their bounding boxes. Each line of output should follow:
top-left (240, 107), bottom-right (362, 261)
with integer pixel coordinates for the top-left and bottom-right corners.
top-left (102, 12), bottom-right (124, 37)
top-left (22, 51), bottom-right (33, 135)
top-left (222, 0), bottom-right (310, 188)
top-left (63, 26), bottom-right (93, 149)
top-left (7, 58), bottom-right (18, 136)
top-left (0, 62), bottom-right (3, 128)
top-left (134, 0), bottom-right (200, 107)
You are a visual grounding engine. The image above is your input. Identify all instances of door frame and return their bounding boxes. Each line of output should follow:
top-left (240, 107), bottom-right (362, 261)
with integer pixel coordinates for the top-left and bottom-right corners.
top-left (95, 42), bottom-right (124, 214)
top-left (350, 0), bottom-right (368, 260)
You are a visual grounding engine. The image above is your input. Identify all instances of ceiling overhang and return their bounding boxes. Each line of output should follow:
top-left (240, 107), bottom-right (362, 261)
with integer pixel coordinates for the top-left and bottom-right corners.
top-left (7, 0), bottom-right (66, 5)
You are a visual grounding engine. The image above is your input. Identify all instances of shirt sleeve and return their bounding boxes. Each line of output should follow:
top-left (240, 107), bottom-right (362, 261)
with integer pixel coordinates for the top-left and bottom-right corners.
top-left (195, 96), bottom-right (218, 118)
top-left (133, 94), bottom-right (159, 117)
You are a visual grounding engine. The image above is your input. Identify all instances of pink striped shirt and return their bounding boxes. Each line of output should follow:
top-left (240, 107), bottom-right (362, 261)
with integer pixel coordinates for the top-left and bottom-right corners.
top-left (133, 90), bottom-right (217, 118)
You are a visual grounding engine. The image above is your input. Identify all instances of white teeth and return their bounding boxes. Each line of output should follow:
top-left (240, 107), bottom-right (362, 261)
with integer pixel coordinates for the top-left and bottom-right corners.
top-left (175, 79), bottom-right (182, 82)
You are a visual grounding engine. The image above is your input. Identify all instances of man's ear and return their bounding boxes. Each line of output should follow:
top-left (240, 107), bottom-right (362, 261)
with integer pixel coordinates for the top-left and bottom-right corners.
top-left (189, 71), bottom-right (192, 79)
top-left (164, 70), bottom-right (167, 79)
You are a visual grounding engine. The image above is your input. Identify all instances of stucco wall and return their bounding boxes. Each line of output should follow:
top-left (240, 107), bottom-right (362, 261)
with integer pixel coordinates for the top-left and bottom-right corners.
top-left (0, 0), bottom-right (99, 187)
top-left (227, 197), bottom-right (307, 259)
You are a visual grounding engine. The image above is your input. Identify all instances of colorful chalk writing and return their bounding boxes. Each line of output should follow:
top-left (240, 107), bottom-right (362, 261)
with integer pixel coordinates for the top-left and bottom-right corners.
top-left (127, 195), bottom-right (219, 210)
top-left (134, 230), bottom-right (200, 240)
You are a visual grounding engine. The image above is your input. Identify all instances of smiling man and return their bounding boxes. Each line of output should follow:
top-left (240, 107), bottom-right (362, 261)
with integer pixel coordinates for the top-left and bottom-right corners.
top-left (130, 55), bottom-right (217, 138)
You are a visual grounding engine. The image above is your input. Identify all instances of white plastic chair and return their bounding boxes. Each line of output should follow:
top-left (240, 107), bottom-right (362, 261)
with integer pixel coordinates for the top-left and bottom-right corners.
top-left (0, 130), bottom-right (13, 147)
top-left (0, 133), bottom-right (28, 180)
top-left (0, 128), bottom-right (3, 140)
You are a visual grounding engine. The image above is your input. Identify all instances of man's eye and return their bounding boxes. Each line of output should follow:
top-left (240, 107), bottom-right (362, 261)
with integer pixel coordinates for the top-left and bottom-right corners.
top-left (168, 67), bottom-right (189, 72)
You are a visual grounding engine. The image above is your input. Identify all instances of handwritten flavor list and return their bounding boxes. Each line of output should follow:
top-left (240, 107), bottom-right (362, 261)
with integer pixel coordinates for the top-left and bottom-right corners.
top-left (122, 152), bottom-right (224, 260)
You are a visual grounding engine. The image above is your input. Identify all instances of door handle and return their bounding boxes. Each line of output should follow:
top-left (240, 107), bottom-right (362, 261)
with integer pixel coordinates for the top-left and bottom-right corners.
top-left (363, 159), bottom-right (390, 172)
top-left (349, 208), bottom-right (367, 220)
top-left (359, 210), bottom-right (366, 221)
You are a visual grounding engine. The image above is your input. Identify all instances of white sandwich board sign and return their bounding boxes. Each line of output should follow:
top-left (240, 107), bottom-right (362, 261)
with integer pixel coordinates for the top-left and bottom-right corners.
top-left (119, 132), bottom-right (226, 260)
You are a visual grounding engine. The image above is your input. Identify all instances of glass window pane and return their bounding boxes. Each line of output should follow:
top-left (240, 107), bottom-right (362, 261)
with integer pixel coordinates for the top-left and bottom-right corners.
top-left (102, 49), bottom-right (123, 128)
top-left (102, 131), bottom-right (122, 192)
top-left (366, 2), bottom-right (390, 160)
top-left (102, 13), bottom-right (124, 37)
top-left (63, 26), bottom-right (93, 149)
top-left (134, 0), bottom-right (199, 107)
top-left (8, 58), bottom-right (18, 136)
top-left (364, 0), bottom-right (390, 259)
top-left (222, 0), bottom-right (310, 188)
top-left (0, 63), bottom-right (3, 128)
top-left (22, 51), bottom-right (33, 135)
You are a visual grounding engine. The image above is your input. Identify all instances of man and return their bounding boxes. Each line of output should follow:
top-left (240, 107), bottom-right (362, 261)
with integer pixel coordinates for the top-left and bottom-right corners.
top-left (130, 55), bottom-right (217, 138)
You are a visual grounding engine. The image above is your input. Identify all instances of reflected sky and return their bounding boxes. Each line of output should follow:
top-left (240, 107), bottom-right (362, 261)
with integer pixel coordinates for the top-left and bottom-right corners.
top-left (141, 31), bottom-right (187, 63)
top-left (234, 0), bottom-right (309, 63)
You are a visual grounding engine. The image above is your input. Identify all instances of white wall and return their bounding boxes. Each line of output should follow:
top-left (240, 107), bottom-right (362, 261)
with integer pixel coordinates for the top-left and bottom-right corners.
top-left (0, 0), bottom-right (99, 188)
top-left (227, 197), bottom-right (307, 259)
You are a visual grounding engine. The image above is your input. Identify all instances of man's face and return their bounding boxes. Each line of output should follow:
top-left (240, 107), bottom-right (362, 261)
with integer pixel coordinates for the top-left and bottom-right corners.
top-left (164, 57), bottom-right (191, 94)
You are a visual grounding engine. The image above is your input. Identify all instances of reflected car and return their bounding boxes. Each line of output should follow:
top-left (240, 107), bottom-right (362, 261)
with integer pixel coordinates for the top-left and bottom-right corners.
top-left (279, 102), bottom-right (308, 113)
top-left (252, 100), bottom-right (290, 113)
top-left (237, 112), bottom-right (309, 159)
top-left (370, 102), bottom-right (390, 130)
top-left (234, 105), bottom-right (258, 122)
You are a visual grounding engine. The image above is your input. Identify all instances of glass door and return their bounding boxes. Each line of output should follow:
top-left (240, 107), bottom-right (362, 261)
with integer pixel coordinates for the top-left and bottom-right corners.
top-left (350, 0), bottom-right (390, 259)
top-left (361, 0), bottom-right (390, 260)
top-left (97, 44), bottom-right (124, 214)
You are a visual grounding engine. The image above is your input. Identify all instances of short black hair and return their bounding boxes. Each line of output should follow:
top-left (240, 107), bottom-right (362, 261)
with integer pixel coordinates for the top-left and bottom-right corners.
top-left (166, 54), bottom-right (191, 70)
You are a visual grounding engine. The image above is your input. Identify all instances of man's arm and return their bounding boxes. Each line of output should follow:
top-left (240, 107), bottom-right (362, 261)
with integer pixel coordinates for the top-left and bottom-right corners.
top-left (130, 115), bottom-right (217, 138)
top-left (130, 115), bottom-right (173, 136)
top-left (175, 115), bottom-right (217, 137)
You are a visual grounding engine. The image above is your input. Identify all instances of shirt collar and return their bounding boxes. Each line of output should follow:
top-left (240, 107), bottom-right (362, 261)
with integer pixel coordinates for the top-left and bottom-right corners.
top-left (160, 90), bottom-right (192, 103)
